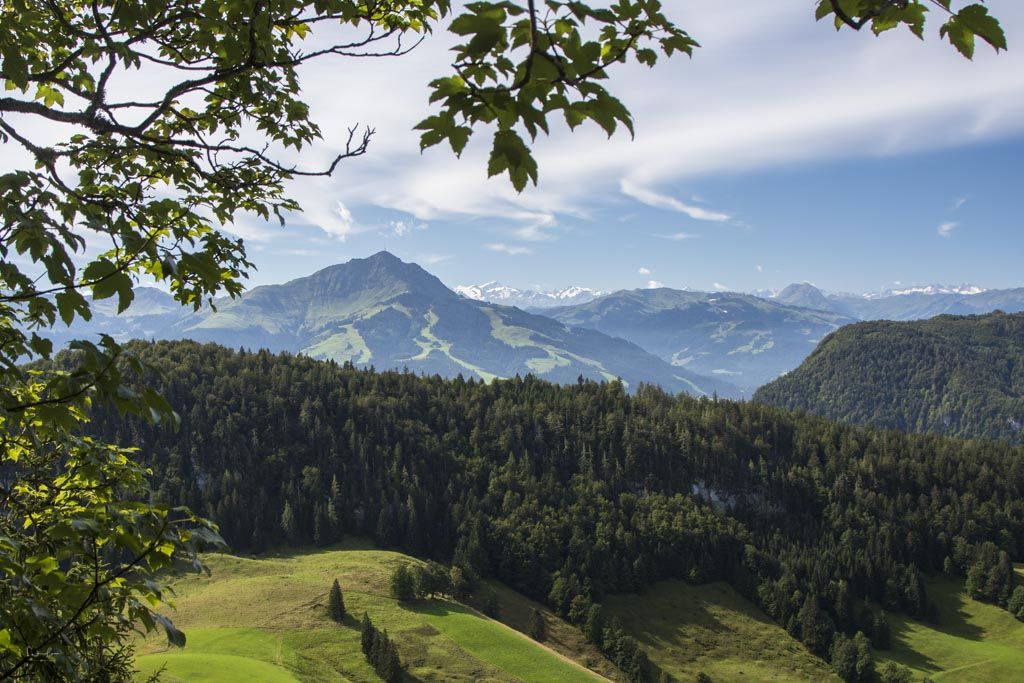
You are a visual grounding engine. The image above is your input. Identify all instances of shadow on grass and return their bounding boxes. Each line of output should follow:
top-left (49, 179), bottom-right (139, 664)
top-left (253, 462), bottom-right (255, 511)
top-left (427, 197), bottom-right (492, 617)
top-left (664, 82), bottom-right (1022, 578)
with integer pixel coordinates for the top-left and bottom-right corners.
top-left (935, 587), bottom-right (986, 642)
top-left (334, 612), bottom-right (426, 683)
top-left (884, 579), bottom-right (992, 676)
top-left (397, 598), bottom-right (475, 619)
top-left (887, 620), bottom-right (942, 675)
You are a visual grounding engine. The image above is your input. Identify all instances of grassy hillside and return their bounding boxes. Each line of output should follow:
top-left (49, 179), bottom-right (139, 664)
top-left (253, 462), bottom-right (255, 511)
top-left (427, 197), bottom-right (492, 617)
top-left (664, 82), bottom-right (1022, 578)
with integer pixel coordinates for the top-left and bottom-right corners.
top-left (604, 580), bottom-right (838, 682)
top-left (134, 545), bottom-right (1024, 682)
top-left (875, 576), bottom-right (1024, 682)
top-left (134, 542), bottom-right (612, 682)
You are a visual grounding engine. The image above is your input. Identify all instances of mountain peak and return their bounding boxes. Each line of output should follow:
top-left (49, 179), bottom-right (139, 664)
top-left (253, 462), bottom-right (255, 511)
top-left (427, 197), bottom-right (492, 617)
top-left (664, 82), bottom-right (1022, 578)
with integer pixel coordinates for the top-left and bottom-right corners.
top-left (774, 282), bottom-right (833, 311)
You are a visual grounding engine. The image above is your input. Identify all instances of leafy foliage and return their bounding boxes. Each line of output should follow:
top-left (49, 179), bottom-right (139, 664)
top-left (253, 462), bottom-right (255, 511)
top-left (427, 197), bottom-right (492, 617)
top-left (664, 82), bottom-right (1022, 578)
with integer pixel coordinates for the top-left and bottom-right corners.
top-left (815, 0), bottom-right (1006, 59)
top-left (754, 312), bottom-right (1024, 444)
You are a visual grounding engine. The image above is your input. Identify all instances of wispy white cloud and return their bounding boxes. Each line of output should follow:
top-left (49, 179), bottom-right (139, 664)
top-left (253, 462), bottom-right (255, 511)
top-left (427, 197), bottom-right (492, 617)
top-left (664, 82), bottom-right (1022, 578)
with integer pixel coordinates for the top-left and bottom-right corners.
top-left (419, 253), bottom-right (451, 265)
top-left (216, 1), bottom-right (1024, 250)
top-left (620, 180), bottom-right (732, 222)
top-left (938, 221), bottom-right (959, 238)
top-left (220, 219), bottom-right (280, 243)
top-left (485, 243), bottom-right (532, 256)
top-left (638, 266), bottom-right (652, 275)
top-left (713, 282), bottom-right (730, 291)
top-left (388, 219), bottom-right (427, 237)
top-left (513, 213), bottom-right (558, 241)
top-left (954, 197), bottom-right (968, 209)
top-left (646, 280), bottom-right (665, 289)
top-left (656, 232), bottom-right (698, 241)
top-left (756, 264), bottom-right (764, 273)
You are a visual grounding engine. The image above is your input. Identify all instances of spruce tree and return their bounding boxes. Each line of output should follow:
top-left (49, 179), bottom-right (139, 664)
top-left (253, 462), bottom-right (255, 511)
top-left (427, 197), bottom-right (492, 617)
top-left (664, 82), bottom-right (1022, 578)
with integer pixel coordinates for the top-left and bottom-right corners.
top-left (360, 612), bottom-right (376, 655)
top-left (584, 603), bottom-right (606, 646)
top-left (328, 579), bottom-right (345, 622)
top-left (529, 608), bottom-right (546, 641)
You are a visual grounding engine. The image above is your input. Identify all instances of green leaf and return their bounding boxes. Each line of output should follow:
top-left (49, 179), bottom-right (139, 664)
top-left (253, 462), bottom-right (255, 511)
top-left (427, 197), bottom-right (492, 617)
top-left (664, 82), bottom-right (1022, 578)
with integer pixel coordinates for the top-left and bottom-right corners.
top-left (487, 129), bottom-right (538, 192)
top-left (956, 4), bottom-right (1007, 52)
top-left (155, 614), bottom-right (187, 648)
top-left (941, 17), bottom-right (976, 59)
top-left (0, 628), bottom-right (22, 657)
top-left (55, 291), bottom-right (90, 326)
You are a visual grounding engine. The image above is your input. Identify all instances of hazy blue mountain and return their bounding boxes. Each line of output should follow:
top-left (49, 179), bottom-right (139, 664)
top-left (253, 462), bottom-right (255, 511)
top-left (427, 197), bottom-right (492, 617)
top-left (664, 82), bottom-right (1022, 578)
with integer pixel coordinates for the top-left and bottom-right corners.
top-left (754, 311), bottom-right (1024, 443)
top-left (45, 287), bottom-right (190, 351)
top-left (55, 252), bottom-right (736, 397)
top-left (546, 288), bottom-right (853, 390)
top-left (761, 282), bottom-right (1024, 321)
top-left (774, 282), bottom-right (835, 311)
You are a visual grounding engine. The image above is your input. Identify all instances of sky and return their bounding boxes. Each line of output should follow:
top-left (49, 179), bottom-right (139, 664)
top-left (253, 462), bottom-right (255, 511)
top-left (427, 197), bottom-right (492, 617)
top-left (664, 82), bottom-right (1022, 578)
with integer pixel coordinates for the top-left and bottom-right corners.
top-left (8, 1), bottom-right (1024, 295)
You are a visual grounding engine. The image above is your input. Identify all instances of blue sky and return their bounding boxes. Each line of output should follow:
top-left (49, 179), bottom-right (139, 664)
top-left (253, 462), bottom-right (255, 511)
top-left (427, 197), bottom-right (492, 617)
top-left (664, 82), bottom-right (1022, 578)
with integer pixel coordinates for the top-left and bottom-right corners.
top-left (230, 1), bottom-right (1024, 295)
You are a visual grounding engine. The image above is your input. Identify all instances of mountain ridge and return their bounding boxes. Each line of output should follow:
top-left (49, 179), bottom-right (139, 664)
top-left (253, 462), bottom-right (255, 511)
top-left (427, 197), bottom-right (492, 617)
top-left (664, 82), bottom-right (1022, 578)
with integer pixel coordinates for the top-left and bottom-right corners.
top-left (52, 252), bottom-right (738, 397)
top-left (758, 281), bottom-right (1024, 320)
top-left (545, 287), bottom-right (854, 390)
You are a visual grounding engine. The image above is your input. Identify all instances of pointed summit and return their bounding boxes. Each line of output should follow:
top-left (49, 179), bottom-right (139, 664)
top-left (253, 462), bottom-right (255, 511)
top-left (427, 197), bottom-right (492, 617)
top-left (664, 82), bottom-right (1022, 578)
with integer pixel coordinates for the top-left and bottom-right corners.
top-left (293, 251), bottom-right (453, 302)
top-left (775, 283), bottom-right (834, 312)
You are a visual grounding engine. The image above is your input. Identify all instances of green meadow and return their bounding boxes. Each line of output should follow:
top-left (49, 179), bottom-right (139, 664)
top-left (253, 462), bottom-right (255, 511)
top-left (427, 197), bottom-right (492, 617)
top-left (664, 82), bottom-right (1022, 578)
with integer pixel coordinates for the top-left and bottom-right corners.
top-left (604, 580), bottom-right (838, 682)
top-left (134, 542), bottom-right (608, 682)
top-left (135, 545), bottom-right (1024, 683)
top-left (875, 576), bottom-right (1024, 682)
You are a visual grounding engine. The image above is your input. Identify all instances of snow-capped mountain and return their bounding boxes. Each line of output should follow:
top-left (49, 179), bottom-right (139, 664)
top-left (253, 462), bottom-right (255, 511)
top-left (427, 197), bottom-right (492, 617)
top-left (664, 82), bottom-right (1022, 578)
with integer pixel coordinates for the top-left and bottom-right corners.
top-left (867, 284), bottom-right (987, 299)
top-left (453, 281), bottom-right (606, 309)
top-left (753, 282), bottom-right (1021, 321)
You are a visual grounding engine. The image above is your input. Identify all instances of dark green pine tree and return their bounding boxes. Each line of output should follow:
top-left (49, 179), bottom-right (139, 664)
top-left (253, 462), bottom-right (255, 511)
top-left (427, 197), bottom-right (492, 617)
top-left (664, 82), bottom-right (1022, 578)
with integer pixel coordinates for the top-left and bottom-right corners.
top-left (529, 608), bottom-right (546, 641)
top-left (328, 578), bottom-right (345, 622)
top-left (798, 594), bottom-right (833, 657)
top-left (360, 612), bottom-right (376, 655)
top-left (584, 603), bottom-right (605, 647)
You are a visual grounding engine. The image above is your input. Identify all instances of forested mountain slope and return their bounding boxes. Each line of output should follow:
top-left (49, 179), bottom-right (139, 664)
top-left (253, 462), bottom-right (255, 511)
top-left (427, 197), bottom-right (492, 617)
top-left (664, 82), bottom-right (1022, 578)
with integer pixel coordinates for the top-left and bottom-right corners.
top-left (91, 340), bottom-right (1024, 680)
top-left (754, 312), bottom-right (1024, 443)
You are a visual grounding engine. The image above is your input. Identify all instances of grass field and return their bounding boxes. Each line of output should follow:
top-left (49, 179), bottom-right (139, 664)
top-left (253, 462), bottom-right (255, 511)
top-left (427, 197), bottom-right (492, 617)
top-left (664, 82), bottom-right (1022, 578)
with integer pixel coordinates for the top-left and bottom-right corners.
top-left (134, 542), bottom-right (609, 682)
top-left (875, 576), bottom-right (1024, 682)
top-left (604, 580), bottom-right (838, 682)
top-left (135, 544), bottom-right (1024, 682)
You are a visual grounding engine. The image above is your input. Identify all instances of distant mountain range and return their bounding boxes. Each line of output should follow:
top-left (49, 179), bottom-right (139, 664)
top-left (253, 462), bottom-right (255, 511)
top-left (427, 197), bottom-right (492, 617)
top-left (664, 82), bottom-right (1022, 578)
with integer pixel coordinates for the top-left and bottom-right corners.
top-left (754, 311), bottom-right (1024, 443)
top-left (53, 252), bottom-right (736, 397)
top-left (50, 256), bottom-right (1024, 399)
top-left (453, 281), bottom-right (605, 310)
top-left (763, 282), bottom-right (1024, 321)
top-left (545, 288), bottom-right (853, 390)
